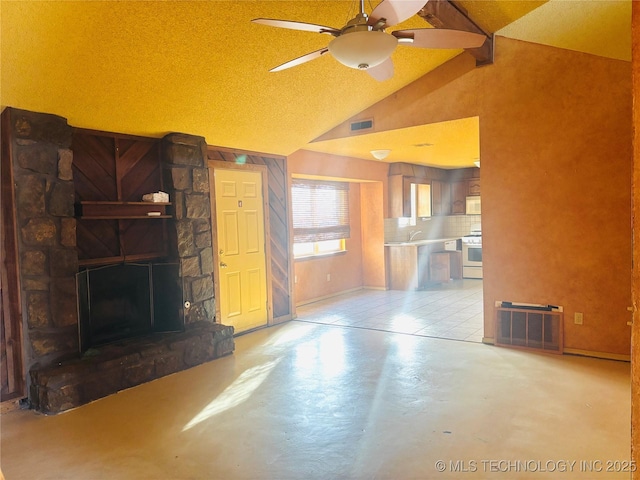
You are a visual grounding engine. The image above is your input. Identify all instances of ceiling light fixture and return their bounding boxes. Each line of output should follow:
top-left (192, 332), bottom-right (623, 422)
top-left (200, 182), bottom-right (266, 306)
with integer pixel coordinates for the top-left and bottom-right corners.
top-left (329, 30), bottom-right (397, 70)
top-left (370, 149), bottom-right (391, 160)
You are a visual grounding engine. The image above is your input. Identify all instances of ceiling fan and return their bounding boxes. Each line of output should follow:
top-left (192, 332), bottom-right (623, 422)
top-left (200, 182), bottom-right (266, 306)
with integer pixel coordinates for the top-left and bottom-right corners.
top-left (252, 0), bottom-right (487, 81)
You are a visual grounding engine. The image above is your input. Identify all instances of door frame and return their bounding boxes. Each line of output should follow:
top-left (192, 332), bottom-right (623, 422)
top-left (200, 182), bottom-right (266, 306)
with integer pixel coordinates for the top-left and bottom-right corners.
top-left (207, 160), bottom-right (274, 329)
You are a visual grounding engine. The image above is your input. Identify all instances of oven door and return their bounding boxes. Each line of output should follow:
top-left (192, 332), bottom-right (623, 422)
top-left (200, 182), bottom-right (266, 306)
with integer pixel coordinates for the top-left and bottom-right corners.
top-left (462, 243), bottom-right (483, 278)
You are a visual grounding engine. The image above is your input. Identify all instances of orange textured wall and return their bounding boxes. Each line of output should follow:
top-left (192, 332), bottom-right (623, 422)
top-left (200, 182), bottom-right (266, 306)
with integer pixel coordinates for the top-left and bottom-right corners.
top-left (288, 151), bottom-right (388, 305)
top-left (321, 37), bottom-right (633, 355)
top-left (360, 182), bottom-right (386, 289)
top-left (480, 40), bottom-right (632, 356)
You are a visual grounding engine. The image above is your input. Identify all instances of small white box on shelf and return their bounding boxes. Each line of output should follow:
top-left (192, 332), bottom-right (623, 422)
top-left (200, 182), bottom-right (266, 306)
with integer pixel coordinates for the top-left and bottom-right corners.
top-left (142, 191), bottom-right (169, 203)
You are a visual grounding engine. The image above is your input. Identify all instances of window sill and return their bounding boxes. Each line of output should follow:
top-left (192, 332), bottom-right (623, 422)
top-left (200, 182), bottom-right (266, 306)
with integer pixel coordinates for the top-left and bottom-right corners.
top-left (294, 250), bottom-right (347, 262)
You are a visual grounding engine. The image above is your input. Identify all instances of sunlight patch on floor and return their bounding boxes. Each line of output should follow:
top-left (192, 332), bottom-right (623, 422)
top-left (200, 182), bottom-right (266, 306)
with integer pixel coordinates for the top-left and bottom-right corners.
top-left (182, 358), bottom-right (281, 431)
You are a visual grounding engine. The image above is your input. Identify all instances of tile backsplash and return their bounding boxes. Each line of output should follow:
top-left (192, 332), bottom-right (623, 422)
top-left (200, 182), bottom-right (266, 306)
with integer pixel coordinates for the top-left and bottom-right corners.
top-left (384, 215), bottom-right (481, 243)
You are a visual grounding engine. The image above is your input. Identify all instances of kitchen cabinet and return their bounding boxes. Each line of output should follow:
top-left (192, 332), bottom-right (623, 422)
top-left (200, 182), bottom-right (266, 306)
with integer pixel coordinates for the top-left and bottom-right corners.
top-left (388, 175), bottom-right (431, 218)
top-left (389, 175), bottom-right (411, 218)
top-left (450, 181), bottom-right (467, 215)
top-left (429, 252), bottom-right (451, 283)
top-left (386, 240), bottom-right (461, 290)
top-left (388, 164), bottom-right (479, 217)
top-left (467, 178), bottom-right (481, 196)
top-left (431, 180), bottom-right (451, 216)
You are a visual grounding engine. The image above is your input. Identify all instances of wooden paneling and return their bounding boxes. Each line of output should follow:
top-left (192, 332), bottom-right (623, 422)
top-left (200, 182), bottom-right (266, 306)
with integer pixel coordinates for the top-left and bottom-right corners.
top-left (72, 130), bottom-right (167, 266)
top-left (207, 147), bottom-right (292, 321)
top-left (118, 139), bottom-right (161, 201)
top-left (76, 220), bottom-right (120, 262)
top-left (71, 133), bottom-right (117, 201)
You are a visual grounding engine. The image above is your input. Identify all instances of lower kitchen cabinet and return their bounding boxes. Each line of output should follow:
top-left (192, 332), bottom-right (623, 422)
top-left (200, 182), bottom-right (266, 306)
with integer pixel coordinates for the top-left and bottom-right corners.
top-left (387, 243), bottom-right (461, 290)
top-left (388, 245), bottom-right (420, 290)
top-left (429, 252), bottom-right (451, 283)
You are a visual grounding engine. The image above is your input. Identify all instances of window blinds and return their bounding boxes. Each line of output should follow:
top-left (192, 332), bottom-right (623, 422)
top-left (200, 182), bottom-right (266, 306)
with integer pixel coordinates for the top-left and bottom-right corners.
top-left (291, 179), bottom-right (350, 243)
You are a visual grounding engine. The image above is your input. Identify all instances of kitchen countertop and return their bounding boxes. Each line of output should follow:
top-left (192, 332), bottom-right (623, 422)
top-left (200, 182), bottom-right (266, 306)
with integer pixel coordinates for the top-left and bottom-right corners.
top-left (384, 237), bottom-right (461, 247)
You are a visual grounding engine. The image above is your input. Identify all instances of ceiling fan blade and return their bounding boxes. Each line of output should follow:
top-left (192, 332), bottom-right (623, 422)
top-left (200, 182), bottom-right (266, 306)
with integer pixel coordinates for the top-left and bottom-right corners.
top-left (366, 57), bottom-right (394, 82)
top-left (270, 48), bottom-right (330, 72)
top-left (393, 28), bottom-right (486, 49)
top-left (368, 0), bottom-right (427, 28)
top-left (252, 18), bottom-right (340, 35)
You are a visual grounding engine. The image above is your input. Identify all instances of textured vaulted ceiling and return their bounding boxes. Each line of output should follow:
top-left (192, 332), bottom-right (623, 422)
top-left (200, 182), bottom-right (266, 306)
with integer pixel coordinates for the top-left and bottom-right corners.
top-left (0, 1), bottom-right (631, 167)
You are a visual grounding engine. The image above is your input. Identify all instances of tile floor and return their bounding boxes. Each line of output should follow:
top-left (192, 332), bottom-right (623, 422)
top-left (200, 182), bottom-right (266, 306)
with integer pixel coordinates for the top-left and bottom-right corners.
top-left (296, 279), bottom-right (484, 343)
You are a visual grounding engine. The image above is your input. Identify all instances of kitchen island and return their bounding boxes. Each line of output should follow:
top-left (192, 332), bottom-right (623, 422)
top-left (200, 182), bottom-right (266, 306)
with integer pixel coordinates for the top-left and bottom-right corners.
top-left (385, 238), bottom-right (462, 290)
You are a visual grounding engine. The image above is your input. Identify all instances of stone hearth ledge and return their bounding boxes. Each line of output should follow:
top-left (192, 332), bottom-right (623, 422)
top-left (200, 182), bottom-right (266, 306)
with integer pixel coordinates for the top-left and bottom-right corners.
top-left (29, 322), bottom-right (235, 414)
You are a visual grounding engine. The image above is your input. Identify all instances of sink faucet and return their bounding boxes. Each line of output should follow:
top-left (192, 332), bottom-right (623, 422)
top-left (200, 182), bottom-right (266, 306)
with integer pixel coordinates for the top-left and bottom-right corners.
top-left (409, 230), bottom-right (422, 241)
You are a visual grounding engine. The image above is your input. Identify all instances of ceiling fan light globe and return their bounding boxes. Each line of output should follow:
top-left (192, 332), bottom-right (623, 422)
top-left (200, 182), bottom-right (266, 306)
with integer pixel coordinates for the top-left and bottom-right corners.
top-left (370, 149), bottom-right (391, 160)
top-left (329, 30), bottom-right (397, 70)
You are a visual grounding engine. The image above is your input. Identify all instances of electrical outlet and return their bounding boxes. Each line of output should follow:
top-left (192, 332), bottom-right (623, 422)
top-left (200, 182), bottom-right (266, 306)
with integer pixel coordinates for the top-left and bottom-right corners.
top-left (574, 312), bottom-right (583, 325)
top-left (327, 274), bottom-right (331, 282)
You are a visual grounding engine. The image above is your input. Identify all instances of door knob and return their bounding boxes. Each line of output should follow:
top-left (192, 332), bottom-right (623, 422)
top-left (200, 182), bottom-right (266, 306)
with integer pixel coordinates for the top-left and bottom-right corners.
top-left (220, 262), bottom-right (228, 268)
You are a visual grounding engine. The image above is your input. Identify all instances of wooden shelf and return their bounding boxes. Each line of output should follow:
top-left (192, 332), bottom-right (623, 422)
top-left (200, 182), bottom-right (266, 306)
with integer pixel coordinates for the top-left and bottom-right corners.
top-left (76, 201), bottom-right (172, 220)
top-left (78, 252), bottom-right (169, 267)
top-left (80, 215), bottom-right (172, 220)
top-left (80, 201), bottom-right (171, 206)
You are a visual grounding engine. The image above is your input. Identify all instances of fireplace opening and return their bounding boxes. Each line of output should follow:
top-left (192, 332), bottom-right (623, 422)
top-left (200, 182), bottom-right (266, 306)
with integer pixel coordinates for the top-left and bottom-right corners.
top-left (77, 262), bottom-right (184, 351)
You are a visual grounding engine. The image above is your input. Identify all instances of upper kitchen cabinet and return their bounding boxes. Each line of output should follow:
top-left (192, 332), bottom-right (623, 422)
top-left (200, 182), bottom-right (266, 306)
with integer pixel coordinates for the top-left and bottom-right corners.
top-left (389, 174), bottom-right (412, 217)
top-left (388, 163), bottom-right (479, 218)
top-left (450, 181), bottom-right (467, 215)
top-left (389, 175), bottom-right (432, 218)
top-left (467, 177), bottom-right (481, 196)
top-left (388, 163), bottom-right (446, 218)
top-left (432, 180), bottom-right (451, 216)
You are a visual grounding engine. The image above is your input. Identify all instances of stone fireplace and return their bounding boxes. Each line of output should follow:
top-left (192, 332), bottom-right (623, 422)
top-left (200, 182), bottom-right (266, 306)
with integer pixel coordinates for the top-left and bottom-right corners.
top-left (1, 108), bottom-right (234, 413)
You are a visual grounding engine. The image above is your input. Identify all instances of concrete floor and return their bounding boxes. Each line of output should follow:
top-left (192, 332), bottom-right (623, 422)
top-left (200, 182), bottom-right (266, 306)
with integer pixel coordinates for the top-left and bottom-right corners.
top-left (1, 321), bottom-right (631, 479)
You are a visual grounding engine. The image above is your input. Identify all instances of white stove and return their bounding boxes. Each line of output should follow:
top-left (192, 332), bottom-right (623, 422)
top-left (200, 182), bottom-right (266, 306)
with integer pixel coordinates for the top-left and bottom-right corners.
top-left (461, 226), bottom-right (482, 279)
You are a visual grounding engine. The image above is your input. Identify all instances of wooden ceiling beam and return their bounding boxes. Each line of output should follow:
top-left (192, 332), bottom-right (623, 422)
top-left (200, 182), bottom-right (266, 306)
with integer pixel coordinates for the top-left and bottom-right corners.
top-left (418, 0), bottom-right (494, 66)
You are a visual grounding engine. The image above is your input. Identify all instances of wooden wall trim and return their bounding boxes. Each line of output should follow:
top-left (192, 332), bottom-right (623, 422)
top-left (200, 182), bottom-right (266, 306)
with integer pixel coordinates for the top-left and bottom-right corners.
top-left (0, 108), bottom-right (26, 399)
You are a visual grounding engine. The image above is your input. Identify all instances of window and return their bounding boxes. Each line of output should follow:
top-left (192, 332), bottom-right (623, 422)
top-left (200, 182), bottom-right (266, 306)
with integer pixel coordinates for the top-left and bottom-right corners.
top-left (292, 179), bottom-right (350, 258)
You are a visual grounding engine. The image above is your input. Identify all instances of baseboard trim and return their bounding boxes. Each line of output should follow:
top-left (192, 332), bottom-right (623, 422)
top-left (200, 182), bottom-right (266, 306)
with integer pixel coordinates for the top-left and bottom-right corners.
top-left (482, 338), bottom-right (630, 362)
top-left (563, 348), bottom-right (630, 362)
top-left (296, 287), bottom-right (364, 307)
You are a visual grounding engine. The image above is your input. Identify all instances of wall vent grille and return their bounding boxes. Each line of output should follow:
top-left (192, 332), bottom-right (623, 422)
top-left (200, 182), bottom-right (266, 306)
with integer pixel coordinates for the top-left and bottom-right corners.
top-left (350, 119), bottom-right (373, 132)
top-left (495, 302), bottom-right (563, 354)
